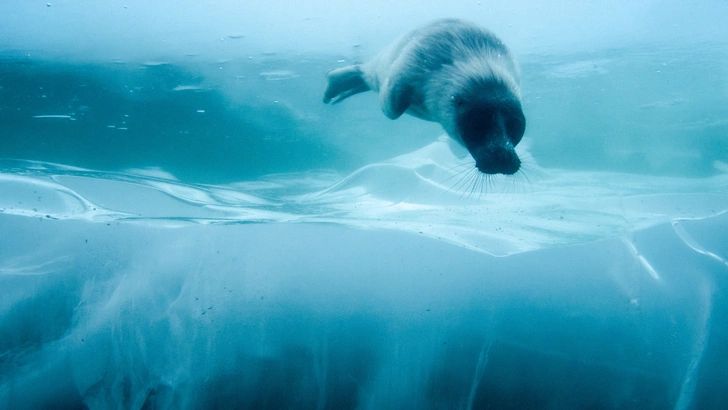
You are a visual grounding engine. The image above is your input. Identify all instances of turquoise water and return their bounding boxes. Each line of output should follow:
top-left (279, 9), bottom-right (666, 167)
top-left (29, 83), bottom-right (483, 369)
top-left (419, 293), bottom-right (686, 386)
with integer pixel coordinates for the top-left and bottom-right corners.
top-left (2, 2), bottom-right (728, 409)
top-left (3, 44), bottom-right (727, 182)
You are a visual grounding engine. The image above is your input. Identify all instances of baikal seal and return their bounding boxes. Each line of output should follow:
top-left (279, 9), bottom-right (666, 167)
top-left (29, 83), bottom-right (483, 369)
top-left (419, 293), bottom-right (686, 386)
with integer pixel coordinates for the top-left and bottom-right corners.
top-left (324, 18), bottom-right (526, 175)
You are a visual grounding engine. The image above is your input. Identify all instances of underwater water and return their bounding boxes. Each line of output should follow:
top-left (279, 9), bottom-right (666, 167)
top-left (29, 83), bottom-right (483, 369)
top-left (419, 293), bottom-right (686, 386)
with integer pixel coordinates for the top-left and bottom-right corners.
top-left (1, 1), bottom-right (728, 409)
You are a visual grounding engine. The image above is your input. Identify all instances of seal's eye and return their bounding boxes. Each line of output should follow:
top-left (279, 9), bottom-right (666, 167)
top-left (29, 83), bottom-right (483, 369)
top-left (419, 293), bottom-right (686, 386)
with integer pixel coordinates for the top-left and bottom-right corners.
top-left (452, 95), bottom-right (465, 109)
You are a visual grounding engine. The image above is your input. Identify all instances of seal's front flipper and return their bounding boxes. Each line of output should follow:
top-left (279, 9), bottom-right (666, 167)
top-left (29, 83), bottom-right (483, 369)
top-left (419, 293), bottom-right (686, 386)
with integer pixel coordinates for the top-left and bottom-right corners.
top-left (380, 76), bottom-right (413, 120)
top-left (323, 65), bottom-right (371, 104)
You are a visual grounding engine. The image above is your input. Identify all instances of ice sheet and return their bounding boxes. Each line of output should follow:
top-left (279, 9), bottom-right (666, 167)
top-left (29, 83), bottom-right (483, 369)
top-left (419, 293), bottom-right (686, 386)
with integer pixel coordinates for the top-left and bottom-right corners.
top-left (1, 195), bottom-right (726, 408)
top-left (2, 137), bottom-right (726, 256)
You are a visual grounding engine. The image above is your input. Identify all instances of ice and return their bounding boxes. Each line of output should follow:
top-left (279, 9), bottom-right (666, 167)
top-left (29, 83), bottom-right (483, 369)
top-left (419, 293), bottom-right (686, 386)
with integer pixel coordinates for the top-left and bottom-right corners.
top-left (1, 144), bottom-right (727, 407)
top-left (1, 195), bottom-right (726, 408)
top-left (3, 137), bottom-right (726, 255)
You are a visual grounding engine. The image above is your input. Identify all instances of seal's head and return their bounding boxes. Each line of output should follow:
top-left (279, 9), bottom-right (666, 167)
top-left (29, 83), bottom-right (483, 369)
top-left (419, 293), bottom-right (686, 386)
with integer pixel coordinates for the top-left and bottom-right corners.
top-left (436, 59), bottom-right (526, 175)
top-left (453, 80), bottom-right (525, 174)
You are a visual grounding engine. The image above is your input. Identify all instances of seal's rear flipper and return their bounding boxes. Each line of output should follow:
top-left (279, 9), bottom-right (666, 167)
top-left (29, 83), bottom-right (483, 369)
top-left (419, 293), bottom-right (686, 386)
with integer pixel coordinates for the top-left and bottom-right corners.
top-left (323, 65), bottom-right (371, 104)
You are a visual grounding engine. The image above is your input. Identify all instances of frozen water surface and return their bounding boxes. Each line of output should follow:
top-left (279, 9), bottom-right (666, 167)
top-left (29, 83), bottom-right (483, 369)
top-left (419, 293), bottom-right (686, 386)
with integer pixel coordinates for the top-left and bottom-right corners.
top-left (1, 1), bottom-right (728, 409)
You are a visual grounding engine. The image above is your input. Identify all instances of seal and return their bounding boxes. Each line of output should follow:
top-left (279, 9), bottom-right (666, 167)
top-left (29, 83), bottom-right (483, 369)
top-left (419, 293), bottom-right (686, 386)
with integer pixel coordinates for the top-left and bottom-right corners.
top-left (323, 18), bottom-right (526, 175)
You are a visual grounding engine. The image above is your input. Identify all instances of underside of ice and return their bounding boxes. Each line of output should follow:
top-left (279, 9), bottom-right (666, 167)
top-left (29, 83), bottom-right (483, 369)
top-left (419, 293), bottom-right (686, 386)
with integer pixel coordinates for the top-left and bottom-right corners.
top-left (1, 144), bottom-right (727, 408)
top-left (2, 137), bottom-right (726, 256)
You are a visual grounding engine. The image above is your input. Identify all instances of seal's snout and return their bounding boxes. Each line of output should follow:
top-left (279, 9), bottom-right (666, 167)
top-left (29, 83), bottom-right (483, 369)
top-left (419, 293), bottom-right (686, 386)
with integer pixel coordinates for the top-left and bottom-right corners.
top-left (455, 90), bottom-right (525, 176)
top-left (475, 146), bottom-right (521, 175)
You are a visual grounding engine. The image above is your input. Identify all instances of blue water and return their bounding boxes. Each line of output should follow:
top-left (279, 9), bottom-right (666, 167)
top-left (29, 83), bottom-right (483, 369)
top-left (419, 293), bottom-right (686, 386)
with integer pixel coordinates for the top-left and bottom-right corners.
top-left (2, 2), bottom-right (728, 409)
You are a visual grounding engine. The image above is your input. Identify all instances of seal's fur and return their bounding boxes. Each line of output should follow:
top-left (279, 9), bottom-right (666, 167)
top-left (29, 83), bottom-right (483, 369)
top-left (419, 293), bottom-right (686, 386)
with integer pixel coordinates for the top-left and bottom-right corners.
top-left (324, 19), bottom-right (525, 175)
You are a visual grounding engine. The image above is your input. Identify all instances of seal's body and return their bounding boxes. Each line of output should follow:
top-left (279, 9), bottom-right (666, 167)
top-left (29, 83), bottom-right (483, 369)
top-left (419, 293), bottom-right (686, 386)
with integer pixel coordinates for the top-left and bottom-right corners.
top-left (324, 19), bottom-right (525, 175)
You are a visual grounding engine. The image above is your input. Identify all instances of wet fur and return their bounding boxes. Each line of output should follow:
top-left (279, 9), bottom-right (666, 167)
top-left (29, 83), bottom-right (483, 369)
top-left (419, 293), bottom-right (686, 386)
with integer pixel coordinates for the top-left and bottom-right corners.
top-left (324, 18), bottom-right (526, 175)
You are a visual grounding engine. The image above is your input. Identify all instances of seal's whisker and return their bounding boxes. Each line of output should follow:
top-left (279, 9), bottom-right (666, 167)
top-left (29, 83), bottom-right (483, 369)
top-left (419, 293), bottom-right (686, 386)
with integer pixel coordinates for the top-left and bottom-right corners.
top-left (442, 164), bottom-right (476, 185)
top-left (451, 167), bottom-right (476, 195)
top-left (454, 171), bottom-right (469, 197)
top-left (459, 168), bottom-right (479, 199)
top-left (477, 172), bottom-right (485, 200)
top-left (466, 169), bottom-right (480, 199)
top-left (469, 172), bottom-right (480, 199)
top-left (475, 174), bottom-right (485, 199)
top-left (513, 169), bottom-right (532, 194)
top-left (508, 174), bottom-right (519, 196)
top-left (484, 173), bottom-right (492, 199)
top-left (444, 161), bottom-right (474, 173)
top-left (518, 156), bottom-right (546, 180)
top-left (518, 168), bottom-right (544, 186)
top-left (518, 152), bottom-right (535, 161)
top-left (471, 174), bottom-right (481, 199)
top-left (451, 167), bottom-right (471, 188)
